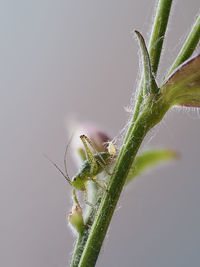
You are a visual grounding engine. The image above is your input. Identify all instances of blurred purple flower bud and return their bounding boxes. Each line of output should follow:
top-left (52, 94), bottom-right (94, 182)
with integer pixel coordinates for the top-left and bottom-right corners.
top-left (67, 119), bottom-right (111, 165)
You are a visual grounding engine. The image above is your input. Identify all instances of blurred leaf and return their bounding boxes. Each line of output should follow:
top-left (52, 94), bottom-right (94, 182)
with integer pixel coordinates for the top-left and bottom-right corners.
top-left (161, 54), bottom-right (200, 107)
top-left (126, 149), bottom-right (178, 185)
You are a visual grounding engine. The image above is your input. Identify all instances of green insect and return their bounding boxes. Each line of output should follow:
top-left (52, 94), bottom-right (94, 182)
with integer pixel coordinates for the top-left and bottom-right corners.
top-left (47, 135), bottom-right (116, 207)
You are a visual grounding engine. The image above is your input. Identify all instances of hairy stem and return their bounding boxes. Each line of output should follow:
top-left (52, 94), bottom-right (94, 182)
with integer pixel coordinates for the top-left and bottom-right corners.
top-left (70, 185), bottom-right (101, 267)
top-left (148, 0), bottom-right (173, 75)
top-left (70, 212), bottom-right (96, 267)
top-left (78, 116), bottom-right (149, 266)
top-left (70, 234), bottom-right (84, 267)
top-left (166, 14), bottom-right (200, 78)
top-left (69, 1), bottom-right (174, 266)
top-left (124, 0), bottom-right (173, 145)
top-left (77, 97), bottom-right (170, 266)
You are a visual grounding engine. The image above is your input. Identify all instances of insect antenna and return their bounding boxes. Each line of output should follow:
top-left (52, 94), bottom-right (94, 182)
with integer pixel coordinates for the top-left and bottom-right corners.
top-left (64, 135), bottom-right (73, 181)
top-left (44, 154), bottom-right (71, 184)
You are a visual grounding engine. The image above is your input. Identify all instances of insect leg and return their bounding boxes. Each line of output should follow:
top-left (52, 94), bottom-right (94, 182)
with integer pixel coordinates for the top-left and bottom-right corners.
top-left (80, 135), bottom-right (107, 165)
top-left (80, 135), bottom-right (97, 165)
top-left (84, 183), bottom-right (97, 209)
top-left (90, 158), bottom-right (98, 176)
top-left (94, 157), bottom-right (114, 176)
top-left (80, 135), bottom-right (100, 176)
top-left (96, 179), bottom-right (107, 187)
top-left (80, 135), bottom-right (114, 176)
top-left (88, 177), bottom-right (108, 194)
top-left (72, 189), bottom-right (81, 209)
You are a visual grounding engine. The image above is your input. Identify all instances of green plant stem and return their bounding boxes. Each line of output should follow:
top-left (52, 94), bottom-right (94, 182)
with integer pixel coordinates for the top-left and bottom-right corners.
top-left (77, 98), bottom-right (170, 267)
top-left (148, 0), bottom-right (173, 75)
top-left (70, 217), bottom-right (95, 267)
top-left (70, 186), bottom-right (101, 267)
top-left (70, 234), bottom-right (84, 267)
top-left (70, 1), bottom-right (174, 266)
top-left (70, 214), bottom-right (96, 267)
top-left (166, 14), bottom-right (200, 78)
top-left (78, 117), bottom-right (149, 266)
top-left (124, 0), bottom-right (173, 145)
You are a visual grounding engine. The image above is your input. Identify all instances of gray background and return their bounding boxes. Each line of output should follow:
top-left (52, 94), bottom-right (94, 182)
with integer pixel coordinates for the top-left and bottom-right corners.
top-left (1, 0), bottom-right (200, 266)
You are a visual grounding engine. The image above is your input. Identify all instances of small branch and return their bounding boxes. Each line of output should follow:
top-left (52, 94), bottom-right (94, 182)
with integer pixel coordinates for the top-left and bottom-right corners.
top-left (135, 31), bottom-right (154, 96)
top-left (148, 0), bottom-right (173, 75)
top-left (124, 0), bottom-right (173, 144)
top-left (166, 14), bottom-right (200, 78)
top-left (135, 31), bottom-right (158, 96)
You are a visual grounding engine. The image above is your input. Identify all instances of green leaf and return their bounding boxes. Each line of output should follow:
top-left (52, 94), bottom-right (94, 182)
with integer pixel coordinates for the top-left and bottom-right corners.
top-left (126, 149), bottom-right (177, 185)
top-left (135, 31), bottom-right (158, 96)
top-left (161, 54), bottom-right (200, 107)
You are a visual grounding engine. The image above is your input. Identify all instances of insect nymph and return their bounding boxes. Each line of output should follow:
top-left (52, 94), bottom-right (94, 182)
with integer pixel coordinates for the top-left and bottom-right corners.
top-left (48, 135), bottom-right (116, 207)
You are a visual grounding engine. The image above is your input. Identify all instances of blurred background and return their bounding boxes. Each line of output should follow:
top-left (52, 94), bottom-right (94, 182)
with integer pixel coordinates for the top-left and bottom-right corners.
top-left (1, 0), bottom-right (200, 266)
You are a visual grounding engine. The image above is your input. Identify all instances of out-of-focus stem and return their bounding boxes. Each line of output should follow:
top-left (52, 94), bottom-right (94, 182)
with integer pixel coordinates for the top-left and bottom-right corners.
top-left (166, 14), bottom-right (200, 79)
